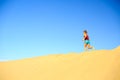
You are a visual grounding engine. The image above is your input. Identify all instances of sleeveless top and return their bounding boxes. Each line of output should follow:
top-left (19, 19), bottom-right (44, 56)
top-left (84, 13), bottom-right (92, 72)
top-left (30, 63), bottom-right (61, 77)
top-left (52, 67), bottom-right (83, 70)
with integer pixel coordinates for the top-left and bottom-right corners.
top-left (84, 35), bottom-right (89, 40)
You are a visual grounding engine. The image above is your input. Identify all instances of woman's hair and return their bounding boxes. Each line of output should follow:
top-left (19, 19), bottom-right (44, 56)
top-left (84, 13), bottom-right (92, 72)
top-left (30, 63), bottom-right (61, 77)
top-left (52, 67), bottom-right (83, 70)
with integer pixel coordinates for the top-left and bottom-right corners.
top-left (83, 30), bottom-right (87, 33)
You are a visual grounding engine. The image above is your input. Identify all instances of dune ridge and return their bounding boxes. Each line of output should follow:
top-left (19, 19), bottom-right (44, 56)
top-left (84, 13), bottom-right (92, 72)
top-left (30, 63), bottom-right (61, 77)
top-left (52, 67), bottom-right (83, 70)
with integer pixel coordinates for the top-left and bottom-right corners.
top-left (0, 46), bottom-right (120, 80)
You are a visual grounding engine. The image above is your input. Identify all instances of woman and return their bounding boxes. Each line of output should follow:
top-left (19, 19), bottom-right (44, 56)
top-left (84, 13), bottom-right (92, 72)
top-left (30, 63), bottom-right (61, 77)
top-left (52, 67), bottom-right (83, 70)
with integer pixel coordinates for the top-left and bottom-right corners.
top-left (83, 30), bottom-right (94, 51)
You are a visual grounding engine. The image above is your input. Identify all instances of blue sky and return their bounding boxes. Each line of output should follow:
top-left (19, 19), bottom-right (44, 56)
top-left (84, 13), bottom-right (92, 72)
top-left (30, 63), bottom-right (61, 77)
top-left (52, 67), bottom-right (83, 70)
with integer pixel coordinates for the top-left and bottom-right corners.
top-left (0, 0), bottom-right (120, 61)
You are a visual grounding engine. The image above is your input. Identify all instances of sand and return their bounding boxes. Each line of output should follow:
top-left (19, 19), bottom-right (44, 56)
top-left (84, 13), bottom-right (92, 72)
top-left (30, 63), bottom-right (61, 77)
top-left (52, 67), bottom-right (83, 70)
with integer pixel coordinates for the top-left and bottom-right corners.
top-left (0, 46), bottom-right (120, 80)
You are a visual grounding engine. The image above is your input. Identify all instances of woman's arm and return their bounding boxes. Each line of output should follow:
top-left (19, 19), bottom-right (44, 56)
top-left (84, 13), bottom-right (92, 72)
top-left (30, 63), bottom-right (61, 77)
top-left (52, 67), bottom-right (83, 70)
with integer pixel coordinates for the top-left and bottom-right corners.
top-left (82, 36), bottom-right (85, 41)
top-left (83, 34), bottom-right (86, 41)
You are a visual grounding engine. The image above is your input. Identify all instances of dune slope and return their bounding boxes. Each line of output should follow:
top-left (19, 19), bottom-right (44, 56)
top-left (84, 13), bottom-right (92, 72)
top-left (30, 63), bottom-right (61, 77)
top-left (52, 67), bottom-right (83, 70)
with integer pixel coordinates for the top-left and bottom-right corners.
top-left (0, 46), bottom-right (120, 80)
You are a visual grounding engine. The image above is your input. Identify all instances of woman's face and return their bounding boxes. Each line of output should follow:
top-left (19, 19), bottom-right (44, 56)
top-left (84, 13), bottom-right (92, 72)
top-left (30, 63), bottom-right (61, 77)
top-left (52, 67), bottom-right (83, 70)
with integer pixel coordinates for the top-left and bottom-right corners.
top-left (83, 32), bottom-right (86, 35)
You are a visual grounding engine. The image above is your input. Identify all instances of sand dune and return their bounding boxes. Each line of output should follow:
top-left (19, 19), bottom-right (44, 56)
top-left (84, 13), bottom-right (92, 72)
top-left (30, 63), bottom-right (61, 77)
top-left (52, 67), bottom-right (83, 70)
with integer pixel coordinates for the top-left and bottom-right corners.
top-left (0, 46), bottom-right (120, 80)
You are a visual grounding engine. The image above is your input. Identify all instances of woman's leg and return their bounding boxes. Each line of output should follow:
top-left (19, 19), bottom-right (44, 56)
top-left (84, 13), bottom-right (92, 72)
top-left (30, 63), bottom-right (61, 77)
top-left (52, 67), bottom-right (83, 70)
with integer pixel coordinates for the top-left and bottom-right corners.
top-left (87, 44), bottom-right (94, 49)
top-left (84, 44), bottom-right (88, 51)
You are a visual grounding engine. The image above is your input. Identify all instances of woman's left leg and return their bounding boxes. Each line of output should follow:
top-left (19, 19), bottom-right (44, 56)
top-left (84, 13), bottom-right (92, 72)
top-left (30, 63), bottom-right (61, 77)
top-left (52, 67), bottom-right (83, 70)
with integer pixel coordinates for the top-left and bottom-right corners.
top-left (84, 43), bottom-right (88, 51)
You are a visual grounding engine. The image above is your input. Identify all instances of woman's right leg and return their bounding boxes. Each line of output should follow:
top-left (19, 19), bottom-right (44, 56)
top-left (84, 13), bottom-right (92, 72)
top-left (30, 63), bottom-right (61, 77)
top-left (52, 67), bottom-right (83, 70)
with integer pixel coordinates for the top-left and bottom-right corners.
top-left (87, 44), bottom-right (95, 50)
top-left (87, 44), bottom-right (93, 49)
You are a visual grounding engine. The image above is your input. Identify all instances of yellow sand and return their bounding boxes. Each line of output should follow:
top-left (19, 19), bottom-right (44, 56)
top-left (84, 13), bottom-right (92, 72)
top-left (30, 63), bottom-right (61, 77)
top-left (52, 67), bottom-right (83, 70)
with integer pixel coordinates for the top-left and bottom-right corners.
top-left (0, 46), bottom-right (120, 80)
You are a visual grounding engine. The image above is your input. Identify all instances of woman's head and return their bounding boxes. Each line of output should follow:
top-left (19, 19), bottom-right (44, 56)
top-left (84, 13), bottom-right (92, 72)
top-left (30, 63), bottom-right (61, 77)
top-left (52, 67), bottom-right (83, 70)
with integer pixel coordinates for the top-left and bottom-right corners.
top-left (83, 30), bottom-right (87, 34)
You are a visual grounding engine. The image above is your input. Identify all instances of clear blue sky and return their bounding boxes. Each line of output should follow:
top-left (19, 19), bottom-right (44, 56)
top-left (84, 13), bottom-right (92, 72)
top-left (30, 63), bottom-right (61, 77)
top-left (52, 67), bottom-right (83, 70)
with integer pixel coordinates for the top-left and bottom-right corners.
top-left (0, 0), bottom-right (120, 61)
